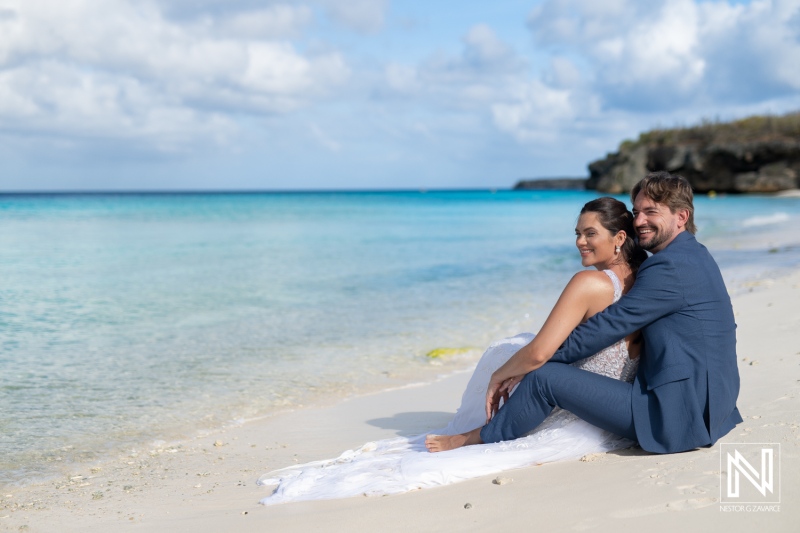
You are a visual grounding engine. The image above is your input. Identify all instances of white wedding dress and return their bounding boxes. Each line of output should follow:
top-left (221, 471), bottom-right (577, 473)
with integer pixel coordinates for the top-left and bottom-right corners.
top-left (259, 270), bottom-right (638, 505)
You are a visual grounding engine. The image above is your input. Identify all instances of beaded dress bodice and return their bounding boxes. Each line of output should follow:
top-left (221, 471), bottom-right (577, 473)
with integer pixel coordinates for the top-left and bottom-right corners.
top-left (571, 270), bottom-right (638, 383)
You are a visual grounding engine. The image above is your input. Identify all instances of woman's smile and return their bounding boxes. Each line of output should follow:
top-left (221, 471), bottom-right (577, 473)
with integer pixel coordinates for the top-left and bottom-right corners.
top-left (575, 212), bottom-right (618, 268)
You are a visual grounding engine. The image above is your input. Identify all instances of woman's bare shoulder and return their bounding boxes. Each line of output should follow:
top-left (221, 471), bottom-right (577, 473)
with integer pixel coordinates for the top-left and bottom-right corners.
top-left (565, 270), bottom-right (616, 299)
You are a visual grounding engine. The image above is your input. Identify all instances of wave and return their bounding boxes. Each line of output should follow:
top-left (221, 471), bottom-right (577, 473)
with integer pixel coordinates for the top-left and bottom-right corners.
top-left (741, 212), bottom-right (790, 227)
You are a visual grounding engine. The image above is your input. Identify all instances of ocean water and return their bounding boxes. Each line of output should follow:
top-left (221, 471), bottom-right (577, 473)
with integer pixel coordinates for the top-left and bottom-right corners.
top-left (1, 190), bottom-right (799, 486)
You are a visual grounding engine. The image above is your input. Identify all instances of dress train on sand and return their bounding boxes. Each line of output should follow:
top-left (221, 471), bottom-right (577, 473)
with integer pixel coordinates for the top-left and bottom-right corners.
top-left (258, 271), bottom-right (638, 505)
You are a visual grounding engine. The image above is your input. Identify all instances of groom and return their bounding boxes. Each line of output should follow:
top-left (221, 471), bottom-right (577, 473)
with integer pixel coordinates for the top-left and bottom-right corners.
top-left (444, 171), bottom-right (742, 453)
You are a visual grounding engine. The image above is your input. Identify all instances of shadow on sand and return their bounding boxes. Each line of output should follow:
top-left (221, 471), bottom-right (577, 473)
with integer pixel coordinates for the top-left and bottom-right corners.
top-left (367, 411), bottom-right (455, 436)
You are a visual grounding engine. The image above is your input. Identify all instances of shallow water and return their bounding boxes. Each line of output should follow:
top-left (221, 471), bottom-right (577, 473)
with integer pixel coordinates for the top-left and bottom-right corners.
top-left (1, 190), bottom-right (798, 485)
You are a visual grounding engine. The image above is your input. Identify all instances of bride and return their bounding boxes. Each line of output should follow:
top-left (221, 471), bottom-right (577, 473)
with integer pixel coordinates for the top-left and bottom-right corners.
top-left (259, 197), bottom-right (647, 505)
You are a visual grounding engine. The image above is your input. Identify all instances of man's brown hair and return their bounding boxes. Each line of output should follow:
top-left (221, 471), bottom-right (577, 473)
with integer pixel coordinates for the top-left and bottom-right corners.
top-left (631, 171), bottom-right (697, 234)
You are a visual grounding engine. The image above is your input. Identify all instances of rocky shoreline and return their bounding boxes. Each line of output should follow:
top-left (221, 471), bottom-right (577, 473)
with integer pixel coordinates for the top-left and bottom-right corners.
top-left (515, 112), bottom-right (800, 194)
top-left (512, 178), bottom-right (587, 190)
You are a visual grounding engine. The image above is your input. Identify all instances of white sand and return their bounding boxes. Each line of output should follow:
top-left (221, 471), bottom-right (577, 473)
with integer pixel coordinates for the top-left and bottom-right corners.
top-left (2, 271), bottom-right (798, 533)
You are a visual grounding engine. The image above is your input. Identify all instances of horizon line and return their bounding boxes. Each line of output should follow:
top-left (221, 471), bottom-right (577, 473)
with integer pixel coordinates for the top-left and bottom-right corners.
top-left (0, 186), bottom-right (597, 196)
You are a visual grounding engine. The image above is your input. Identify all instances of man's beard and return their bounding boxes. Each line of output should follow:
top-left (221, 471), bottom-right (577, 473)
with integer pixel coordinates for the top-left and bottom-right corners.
top-left (638, 226), bottom-right (674, 251)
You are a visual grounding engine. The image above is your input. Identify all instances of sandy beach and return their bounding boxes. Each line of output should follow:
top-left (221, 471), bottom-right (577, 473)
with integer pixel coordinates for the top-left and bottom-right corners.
top-left (2, 267), bottom-right (798, 532)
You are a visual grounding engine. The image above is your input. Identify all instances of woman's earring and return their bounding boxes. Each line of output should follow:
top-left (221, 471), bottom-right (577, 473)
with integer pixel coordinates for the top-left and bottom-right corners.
top-left (615, 245), bottom-right (620, 254)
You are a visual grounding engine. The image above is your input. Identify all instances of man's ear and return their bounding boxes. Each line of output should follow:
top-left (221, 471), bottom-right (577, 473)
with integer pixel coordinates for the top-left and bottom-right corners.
top-left (676, 209), bottom-right (690, 229)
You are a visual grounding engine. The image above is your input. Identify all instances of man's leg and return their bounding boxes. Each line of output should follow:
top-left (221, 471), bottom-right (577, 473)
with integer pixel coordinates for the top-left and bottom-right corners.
top-left (480, 362), bottom-right (636, 443)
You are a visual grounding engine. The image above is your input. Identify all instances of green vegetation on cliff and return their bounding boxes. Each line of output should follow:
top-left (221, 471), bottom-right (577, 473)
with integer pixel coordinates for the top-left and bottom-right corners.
top-left (632, 111), bottom-right (800, 147)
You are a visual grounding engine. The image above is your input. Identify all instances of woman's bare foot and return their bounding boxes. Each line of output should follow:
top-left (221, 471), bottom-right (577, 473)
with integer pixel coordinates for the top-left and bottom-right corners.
top-left (425, 428), bottom-right (483, 452)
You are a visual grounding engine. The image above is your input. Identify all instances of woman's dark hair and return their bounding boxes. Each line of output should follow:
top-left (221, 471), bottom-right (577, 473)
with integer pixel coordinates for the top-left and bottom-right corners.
top-left (580, 197), bottom-right (647, 272)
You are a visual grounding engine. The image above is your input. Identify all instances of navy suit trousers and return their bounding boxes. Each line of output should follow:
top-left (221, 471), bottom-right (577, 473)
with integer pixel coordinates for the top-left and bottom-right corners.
top-left (480, 362), bottom-right (637, 444)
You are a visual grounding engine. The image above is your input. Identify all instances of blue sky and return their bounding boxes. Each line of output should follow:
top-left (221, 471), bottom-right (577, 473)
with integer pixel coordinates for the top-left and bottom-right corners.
top-left (1, 0), bottom-right (798, 191)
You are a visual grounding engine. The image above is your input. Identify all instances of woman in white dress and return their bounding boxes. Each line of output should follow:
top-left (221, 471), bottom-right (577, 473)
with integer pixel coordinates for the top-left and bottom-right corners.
top-left (259, 197), bottom-right (647, 505)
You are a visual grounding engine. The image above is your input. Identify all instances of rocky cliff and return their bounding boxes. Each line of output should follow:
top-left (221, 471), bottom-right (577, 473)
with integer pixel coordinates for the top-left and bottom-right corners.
top-left (586, 112), bottom-right (800, 193)
top-left (513, 178), bottom-right (586, 190)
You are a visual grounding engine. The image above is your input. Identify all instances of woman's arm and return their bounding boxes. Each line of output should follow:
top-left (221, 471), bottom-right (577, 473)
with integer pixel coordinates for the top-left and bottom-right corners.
top-left (484, 270), bottom-right (615, 421)
top-left (550, 253), bottom-right (683, 365)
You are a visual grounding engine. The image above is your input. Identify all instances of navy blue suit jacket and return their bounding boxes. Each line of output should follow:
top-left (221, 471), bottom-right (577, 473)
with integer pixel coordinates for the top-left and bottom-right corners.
top-left (551, 231), bottom-right (742, 453)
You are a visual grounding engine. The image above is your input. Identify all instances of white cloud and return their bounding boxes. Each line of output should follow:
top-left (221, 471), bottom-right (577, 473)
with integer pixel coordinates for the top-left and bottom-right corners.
top-left (408, 25), bottom-right (528, 97)
top-left (378, 1), bottom-right (800, 155)
top-left (697, 0), bottom-right (800, 102)
top-left (528, 0), bottom-right (648, 44)
top-left (0, 60), bottom-right (236, 152)
top-left (543, 56), bottom-right (582, 89)
top-left (320, 0), bottom-right (388, 34)
top-left (376, 24), bottom-right (583, 147)
top-left (0, 0), bottom-right (349, 152)
top-left (527, 0), bottom-right (800, 111)
top-left (527, 0), bottom-right (705, 108)
top-left (462, 24), bottom-right (517, 70)
top-left (212, 5), bottom-right (314, 39)
top-left (155, 0), bottom-right (390, 35)
top-left (491, 80), bottom-right (575, 143)
top-left (384, 63), bottom-right (419, 94)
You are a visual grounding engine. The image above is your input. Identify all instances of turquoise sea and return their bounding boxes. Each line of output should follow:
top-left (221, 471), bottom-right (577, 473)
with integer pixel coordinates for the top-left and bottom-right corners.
top-left (1, 190), bottom-right (799, 486)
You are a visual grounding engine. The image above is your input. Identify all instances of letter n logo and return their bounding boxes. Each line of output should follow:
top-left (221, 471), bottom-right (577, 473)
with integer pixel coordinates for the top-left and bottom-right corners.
top-left (727, 448), bottom-right (772, 497)
top-left (720, 443), bottom-right (780, 503)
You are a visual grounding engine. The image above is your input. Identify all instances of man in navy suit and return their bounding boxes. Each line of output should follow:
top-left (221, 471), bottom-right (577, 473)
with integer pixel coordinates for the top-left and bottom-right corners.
top-left (441, 171), bottom-right (742, 453)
